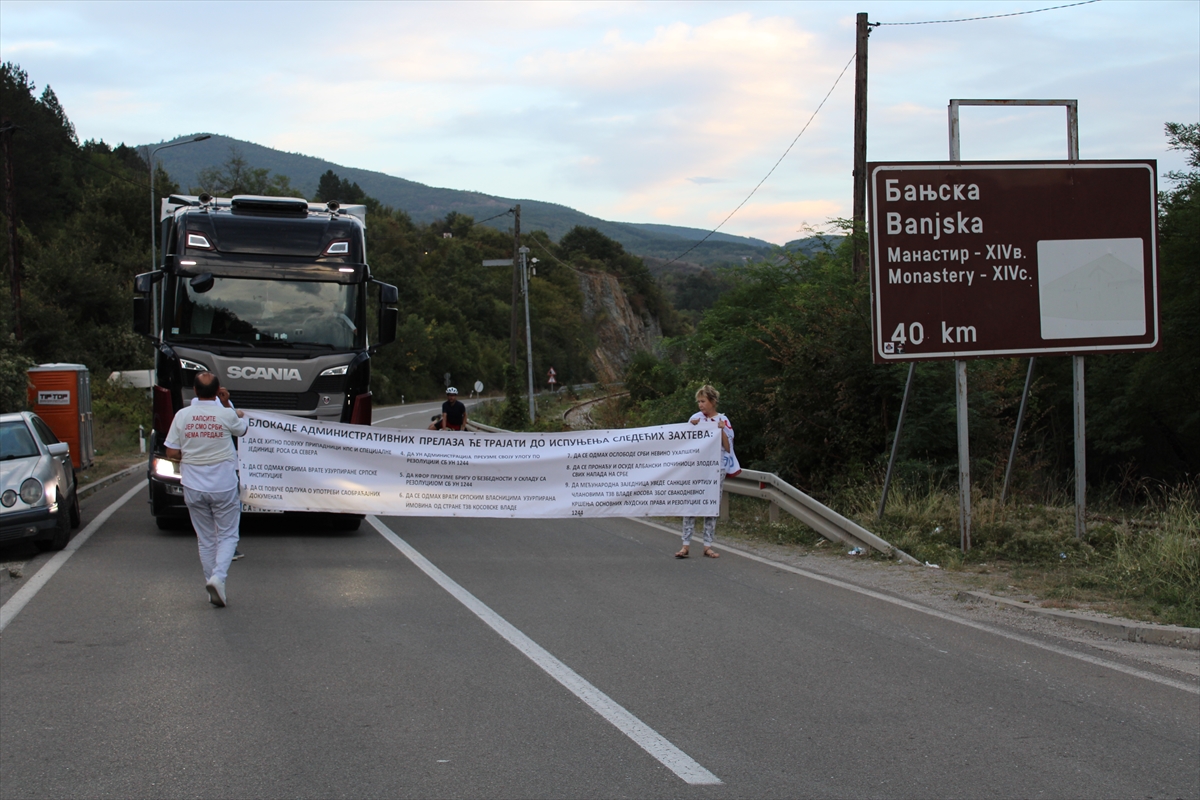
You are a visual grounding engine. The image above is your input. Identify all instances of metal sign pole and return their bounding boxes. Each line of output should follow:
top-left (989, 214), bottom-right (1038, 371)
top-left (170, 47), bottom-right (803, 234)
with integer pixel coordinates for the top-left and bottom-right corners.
top-left (956, 360), bottom-right (972, 551)
top-left (948, 99), bottom-right (1086, 538)
top-left (948, 103), bottom-right (971, 551)
top-left (1074, 355), bottom-right (1086, 538)
top-left (877, 362), bottom-right (914, 519)
top-left (1001, 357), bottom-right (1035, 504)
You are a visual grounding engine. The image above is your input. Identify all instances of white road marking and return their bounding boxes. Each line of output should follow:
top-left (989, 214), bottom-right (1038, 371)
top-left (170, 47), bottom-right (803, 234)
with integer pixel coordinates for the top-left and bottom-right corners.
top-left (372, 407), bottom-right (439, 424)
top-left (1, 481), bottom-right (143, 633)
top-left (372, 401), bottom-right (481, 425)
top-left (633, 518), bottom-right (1199, 695)
top-left (366, 515), bottom-right (722, 786)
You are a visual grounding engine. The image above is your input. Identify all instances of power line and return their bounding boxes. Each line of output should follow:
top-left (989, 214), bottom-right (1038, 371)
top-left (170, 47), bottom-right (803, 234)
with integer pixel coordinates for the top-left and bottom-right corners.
top-left (658, 52), bottom-right (855, 269)
top-left (472, 208), bottom-right (514, 226)
top-left (873, 0), bottom-right (1099, 27)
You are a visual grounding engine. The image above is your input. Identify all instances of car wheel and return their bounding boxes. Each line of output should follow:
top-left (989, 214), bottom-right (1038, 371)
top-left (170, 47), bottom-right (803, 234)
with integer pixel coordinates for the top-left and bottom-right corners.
top-left (36, 495), bottom-right (72, 551)
top-left (68, 485), bottom-right (81, 529)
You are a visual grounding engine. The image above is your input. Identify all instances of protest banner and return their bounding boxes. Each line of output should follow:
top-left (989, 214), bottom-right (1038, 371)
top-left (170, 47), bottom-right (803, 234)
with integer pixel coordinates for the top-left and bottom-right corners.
top-left (237, 411), bottom-right (724, 518)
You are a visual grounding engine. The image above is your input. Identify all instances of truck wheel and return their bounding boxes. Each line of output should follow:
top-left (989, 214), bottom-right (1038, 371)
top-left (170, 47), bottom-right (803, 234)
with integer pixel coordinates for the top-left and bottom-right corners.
top-left (333, 515), bottom-right (362, 532)
top-left (36, 496), bottom-right (73, 551)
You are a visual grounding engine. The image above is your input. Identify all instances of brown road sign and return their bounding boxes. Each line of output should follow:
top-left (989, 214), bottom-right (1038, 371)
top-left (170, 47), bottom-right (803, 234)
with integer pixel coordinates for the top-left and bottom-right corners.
top-left (868, 161), bottom-right (1159, 363)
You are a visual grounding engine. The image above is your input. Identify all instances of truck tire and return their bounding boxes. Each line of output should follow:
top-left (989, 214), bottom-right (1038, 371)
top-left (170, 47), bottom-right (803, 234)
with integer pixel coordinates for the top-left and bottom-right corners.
top-left (333, 515), bottom-right (362, 532)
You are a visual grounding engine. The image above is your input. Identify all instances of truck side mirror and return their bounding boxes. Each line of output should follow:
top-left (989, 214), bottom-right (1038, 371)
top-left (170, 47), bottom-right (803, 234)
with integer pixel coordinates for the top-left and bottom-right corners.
top-left (133, 270), bottom-right (164, 338)
top-left (189, 273), bottom-right (214, 294)
top-left (371, 281), bottom-right (398, 351)
top-left (133, 295), bottom-right (152, 336)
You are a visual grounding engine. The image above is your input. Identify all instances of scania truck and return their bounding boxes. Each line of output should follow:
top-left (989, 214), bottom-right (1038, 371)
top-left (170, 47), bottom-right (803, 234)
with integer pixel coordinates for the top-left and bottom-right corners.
top-left (133, 194), bottom-right (398, 529)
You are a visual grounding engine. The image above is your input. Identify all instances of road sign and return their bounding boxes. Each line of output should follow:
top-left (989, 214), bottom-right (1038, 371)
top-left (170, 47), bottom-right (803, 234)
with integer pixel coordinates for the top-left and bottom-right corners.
top-left (474, 380), bottom-right (484, 393)
top-left (868, 161), bottom-right (1159, 363)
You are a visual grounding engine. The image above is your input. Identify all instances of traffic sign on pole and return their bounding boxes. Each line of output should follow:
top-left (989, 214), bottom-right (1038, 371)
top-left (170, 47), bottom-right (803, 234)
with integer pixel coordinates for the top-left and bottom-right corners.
top-left (868, 161), bottom-right (1159, 363)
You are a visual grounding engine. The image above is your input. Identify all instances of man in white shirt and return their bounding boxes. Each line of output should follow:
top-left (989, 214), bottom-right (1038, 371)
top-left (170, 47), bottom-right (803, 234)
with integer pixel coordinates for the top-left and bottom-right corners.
top-left (165, 372), bottom-right (248, 607)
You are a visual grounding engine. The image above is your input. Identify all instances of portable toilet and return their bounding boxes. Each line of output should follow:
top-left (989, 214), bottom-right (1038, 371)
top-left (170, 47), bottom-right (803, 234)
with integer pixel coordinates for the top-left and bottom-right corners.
top-left (27, 363), bottom-right (94, 470)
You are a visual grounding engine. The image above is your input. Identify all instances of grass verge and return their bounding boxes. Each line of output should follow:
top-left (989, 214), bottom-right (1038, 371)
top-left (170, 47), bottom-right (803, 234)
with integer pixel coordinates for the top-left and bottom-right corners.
top-left (75, 381), bottom-right (151, 486)
top-left (703, 478), bottom-right (1199, 628)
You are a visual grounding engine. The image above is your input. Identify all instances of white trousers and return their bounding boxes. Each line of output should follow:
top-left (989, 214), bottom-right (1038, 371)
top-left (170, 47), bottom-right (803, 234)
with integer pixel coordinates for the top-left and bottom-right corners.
top-left (184, 486), bottom-right (241, 584)
top-left (682, 470), bottom-right (725, 547)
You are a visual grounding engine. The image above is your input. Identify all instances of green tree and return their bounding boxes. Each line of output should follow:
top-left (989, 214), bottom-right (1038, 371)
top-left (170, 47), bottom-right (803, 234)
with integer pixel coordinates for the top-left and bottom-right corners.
top-left (193, 147), bottom-right (299, 197)
top-left (314, 170), bottom-right (366, 204)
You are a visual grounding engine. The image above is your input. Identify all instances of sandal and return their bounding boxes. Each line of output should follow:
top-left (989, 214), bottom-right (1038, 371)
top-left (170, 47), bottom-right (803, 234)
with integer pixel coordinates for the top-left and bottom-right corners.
top-left (703, 548), bottom-right (720, 558)
top-left (674, 546), bottom-right (689, 559)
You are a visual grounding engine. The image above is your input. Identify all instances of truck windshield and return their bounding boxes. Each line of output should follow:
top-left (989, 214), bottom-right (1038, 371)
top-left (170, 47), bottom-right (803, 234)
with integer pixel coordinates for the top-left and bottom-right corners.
top-left (167, 277), bottom-right (361, 349)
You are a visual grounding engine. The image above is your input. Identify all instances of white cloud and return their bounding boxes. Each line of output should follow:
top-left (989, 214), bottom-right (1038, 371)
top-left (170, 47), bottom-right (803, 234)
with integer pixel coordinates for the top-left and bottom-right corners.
top-left (0, 0), bottom-right (1196, 244)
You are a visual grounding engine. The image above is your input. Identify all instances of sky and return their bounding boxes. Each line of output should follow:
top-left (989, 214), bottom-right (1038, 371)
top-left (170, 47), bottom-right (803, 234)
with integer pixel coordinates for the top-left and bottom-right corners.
top-left (1, 0), bottom-right (1196, 244)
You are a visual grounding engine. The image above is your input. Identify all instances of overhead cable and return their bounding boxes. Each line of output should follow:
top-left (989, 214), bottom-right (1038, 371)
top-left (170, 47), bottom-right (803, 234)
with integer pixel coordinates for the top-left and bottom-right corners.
top-left (472, 208), bottom-right (514, 226)
top-left (658, 52), bottom-right (855, 269)
top-left (873, 0), bottom-right (1099, 27)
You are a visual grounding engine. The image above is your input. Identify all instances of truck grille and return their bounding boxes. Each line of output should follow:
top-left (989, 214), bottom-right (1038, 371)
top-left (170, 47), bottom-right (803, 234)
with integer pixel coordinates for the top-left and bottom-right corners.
top-left (229, 391), bottom-right (319, 411)
top-left (309, 374), bottom-right (345, 393)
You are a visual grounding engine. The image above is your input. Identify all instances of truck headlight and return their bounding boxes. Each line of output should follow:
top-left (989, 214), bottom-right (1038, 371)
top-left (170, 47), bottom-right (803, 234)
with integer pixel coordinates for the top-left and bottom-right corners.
top-left (19, 478), bottom-right (43, 505)
top-left (154, 458), bottom-right (179, 478)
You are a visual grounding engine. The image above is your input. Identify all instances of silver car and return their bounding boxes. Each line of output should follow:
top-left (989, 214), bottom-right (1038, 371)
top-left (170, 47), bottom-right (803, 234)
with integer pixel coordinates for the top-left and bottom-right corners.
top-left (1, 411), bottom-right (80, 551)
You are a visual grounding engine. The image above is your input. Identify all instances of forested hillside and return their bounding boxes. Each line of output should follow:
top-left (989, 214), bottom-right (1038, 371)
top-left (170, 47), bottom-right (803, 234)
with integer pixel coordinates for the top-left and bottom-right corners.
top-left (0, 62), bottom-right (676, 409)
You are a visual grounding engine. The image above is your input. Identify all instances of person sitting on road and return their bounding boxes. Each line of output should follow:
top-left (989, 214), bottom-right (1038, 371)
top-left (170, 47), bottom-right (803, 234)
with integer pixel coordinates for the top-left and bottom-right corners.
top-left (441, 387), bottom-right (468, 432)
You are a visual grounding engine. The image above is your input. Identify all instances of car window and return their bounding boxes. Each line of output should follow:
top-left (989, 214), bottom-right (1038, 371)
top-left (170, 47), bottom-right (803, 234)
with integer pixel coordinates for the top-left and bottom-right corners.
top-left (31, 416), bottom-right (60, 446)
top-left (0, 421), bottom-right (40, 460)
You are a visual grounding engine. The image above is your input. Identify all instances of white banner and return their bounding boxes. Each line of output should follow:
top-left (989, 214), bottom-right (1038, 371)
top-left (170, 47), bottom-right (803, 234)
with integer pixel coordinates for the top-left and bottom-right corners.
top-left (237, 411), bottom-right (724, 518)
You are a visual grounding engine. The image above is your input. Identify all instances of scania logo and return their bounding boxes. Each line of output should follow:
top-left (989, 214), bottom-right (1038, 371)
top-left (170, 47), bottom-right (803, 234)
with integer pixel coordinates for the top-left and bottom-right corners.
top-left (227, 366), bottom-right (303, 381)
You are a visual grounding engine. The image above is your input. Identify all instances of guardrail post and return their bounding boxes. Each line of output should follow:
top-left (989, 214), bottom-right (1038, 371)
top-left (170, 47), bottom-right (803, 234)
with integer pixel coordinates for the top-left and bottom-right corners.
top-left (768, 500), bottom-right (780, 524)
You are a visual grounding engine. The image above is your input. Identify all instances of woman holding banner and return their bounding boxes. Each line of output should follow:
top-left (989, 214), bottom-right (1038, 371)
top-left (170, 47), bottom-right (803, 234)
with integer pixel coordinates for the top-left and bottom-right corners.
top-left (676, 384), bottom-right (739, 559)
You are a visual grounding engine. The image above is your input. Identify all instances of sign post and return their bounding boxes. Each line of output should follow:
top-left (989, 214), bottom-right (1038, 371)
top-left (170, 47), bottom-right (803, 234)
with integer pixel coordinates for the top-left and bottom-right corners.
top-left (869, 158), bottom-right (1159, 547)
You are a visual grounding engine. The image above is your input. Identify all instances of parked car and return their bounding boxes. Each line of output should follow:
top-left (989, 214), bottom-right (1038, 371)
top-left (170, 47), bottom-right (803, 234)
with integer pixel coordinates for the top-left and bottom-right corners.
top-left (1, 411), bottom-right (81, 550)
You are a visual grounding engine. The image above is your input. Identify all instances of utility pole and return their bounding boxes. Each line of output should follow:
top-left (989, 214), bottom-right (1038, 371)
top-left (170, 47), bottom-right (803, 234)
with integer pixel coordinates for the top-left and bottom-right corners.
top-left (851, 12), bottom-right (870, 277)
top-left (510, 204), bottom-right (521, 368)
top-left (1, 120), bottom-right (21, 342)
top-left (519, 246), bottom-right (535, 422)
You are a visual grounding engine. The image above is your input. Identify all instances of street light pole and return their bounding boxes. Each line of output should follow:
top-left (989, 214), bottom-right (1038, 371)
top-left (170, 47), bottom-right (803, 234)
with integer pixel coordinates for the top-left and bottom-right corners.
top-left (519, 246), bottom-right (535, 422)
top-left (148, 135), bottom-right (210, 271)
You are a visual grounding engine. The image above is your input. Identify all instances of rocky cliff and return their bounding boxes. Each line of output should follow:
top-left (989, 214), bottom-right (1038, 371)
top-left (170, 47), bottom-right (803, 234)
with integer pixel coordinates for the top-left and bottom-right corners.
top-left (577, 270), bottom-right (663, 384)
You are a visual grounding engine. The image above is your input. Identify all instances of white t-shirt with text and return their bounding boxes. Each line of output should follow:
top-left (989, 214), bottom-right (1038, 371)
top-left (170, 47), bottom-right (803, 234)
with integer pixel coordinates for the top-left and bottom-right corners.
top-left (164, 399), bottom-right (249, 492)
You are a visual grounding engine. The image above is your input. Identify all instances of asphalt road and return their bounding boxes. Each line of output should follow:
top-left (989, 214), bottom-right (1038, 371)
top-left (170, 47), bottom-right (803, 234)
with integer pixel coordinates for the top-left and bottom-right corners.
top-left (1, 403), bottom-right (1196, 799)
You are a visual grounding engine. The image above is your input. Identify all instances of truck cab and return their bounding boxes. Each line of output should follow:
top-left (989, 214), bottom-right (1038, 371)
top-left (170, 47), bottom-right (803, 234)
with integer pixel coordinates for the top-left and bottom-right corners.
top-left (134, 194), bottom-right (398, 527)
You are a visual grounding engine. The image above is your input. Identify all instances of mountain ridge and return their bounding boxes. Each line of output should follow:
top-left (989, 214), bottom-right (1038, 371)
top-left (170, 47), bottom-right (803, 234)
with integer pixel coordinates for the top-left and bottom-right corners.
top-left (146, 134), bottom-right (779, 266)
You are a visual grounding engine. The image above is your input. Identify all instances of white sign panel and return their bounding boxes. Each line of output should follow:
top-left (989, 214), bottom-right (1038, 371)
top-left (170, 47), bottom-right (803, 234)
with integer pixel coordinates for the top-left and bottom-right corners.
top-left (36, 391), bottom-right (70, 406)
top-left (238, 411), bottom-right (723, 518)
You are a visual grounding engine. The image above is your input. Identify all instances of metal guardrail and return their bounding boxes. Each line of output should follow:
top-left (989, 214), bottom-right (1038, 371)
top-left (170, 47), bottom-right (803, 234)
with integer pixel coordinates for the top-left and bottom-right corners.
top-left (463, 420), bottom-right (919, 564)
top-left (725, 469), bottom-right (920, 565)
